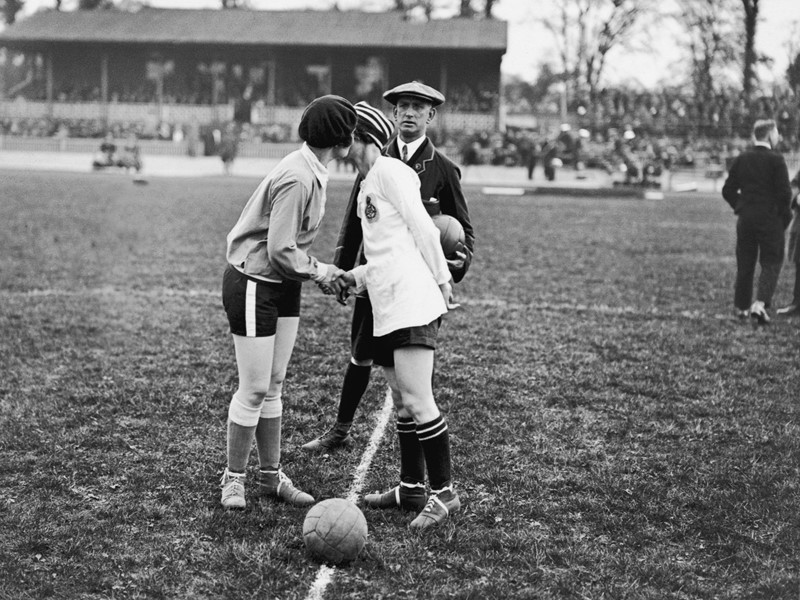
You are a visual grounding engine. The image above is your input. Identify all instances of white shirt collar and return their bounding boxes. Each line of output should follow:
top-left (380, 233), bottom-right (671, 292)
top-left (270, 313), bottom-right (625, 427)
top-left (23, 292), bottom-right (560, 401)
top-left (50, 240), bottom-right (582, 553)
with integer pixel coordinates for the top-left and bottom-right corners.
top-left (399, 135), bottom-right (426, 160)
top-left (754, 141), bottom-right (771, 149)
top-left (300, 142), bottom-right (329, 187)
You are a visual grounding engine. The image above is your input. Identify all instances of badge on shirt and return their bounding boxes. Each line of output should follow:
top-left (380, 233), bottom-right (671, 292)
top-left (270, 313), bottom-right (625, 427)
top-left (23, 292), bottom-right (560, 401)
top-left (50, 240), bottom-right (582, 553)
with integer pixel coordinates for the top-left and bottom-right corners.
top-left (365, 196), bottom-right (378, 221)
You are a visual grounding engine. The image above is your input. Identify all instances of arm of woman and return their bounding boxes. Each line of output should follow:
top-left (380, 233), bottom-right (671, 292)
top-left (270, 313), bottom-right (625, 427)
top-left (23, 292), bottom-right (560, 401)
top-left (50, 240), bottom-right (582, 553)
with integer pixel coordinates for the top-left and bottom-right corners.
top-left (267, 180), bottom-right (337, 282)
top-left (381, 165), bottom-right (450, 286)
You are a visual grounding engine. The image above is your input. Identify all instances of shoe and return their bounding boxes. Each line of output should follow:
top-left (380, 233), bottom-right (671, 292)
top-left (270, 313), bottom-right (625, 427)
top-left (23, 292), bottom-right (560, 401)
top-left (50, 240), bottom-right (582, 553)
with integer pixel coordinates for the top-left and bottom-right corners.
top-left (409, 487), bottom-right (461, 530)
top-left (220, 468), bottom-right (246, 510)
top-left (257, 468), bottom-right (315, 507)
top-left (734, 308), bottom-right (749, 320)
top-left (777, 304), bottom-right (800, 316)
top-left (749, 300), bottom-right (771, 325)
top-left (363, 482), bottom-right (427, 512)
top-left (301, 422), bottom-right (351, 452)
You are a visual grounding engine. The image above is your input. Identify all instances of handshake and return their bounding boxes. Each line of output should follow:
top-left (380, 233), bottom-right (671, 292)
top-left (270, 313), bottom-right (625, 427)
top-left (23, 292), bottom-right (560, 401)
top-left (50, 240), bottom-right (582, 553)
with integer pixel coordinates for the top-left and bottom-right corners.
top-left (316, 268), bottom-right (356, 305)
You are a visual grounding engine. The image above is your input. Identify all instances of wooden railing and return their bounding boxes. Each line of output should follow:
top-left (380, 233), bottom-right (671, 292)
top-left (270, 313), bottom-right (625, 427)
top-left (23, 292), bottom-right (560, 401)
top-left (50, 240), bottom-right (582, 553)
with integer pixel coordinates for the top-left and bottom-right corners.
top-left (0, 99), bottom-right (497, 133)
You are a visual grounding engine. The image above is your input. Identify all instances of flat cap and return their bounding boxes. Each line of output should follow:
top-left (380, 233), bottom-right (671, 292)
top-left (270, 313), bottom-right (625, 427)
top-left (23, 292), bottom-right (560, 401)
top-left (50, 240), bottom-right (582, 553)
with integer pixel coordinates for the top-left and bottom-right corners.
top-left (383, 81), bottom-right (445, 107)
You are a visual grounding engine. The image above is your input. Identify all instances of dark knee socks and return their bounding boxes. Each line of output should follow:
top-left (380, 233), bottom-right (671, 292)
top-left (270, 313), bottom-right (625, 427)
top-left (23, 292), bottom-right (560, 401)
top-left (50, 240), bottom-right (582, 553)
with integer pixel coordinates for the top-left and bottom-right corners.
top-left (416, 415), bottom-right (452, 491)
top-left (335, 363), bottom-right (371, 425)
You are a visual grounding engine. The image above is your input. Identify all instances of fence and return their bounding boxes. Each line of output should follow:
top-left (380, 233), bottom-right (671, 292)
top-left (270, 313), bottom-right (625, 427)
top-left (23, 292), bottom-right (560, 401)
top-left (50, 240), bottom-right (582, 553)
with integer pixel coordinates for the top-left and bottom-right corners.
top-left (0, 99), bottom-right (235, 124)
top-left (0, 134), bottom-right (304, 159)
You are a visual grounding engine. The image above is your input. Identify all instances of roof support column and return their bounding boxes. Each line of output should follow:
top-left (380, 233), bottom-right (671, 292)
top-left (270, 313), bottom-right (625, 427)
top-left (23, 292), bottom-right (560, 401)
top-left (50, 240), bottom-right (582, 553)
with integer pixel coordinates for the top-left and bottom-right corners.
top-left (45, 50), bottom-right (53, 108)
top-left (266, 56), bottom-right (276, 105)
top-left (325, 56), bottom-right (332, 95)
top-left (100, 52), bottom-right (108, 102)
top-left (438, 53), bottom-right (447, 132)
top-left (100, 51), bottom-right (109, 124)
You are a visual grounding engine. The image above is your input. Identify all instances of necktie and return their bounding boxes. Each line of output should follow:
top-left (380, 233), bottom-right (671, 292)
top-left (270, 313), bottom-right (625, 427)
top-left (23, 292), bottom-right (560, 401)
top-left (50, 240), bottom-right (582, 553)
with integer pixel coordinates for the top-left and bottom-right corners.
top-left (401, 144), bottom-right (408, 162)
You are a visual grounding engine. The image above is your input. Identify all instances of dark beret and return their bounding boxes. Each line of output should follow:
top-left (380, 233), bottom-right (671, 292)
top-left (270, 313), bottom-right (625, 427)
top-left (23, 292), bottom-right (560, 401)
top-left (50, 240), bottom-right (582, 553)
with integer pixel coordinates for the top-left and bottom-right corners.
top-left (383, 82), bottom-right (445, 107)
top-left (298, 95), bottom-right (357, 148)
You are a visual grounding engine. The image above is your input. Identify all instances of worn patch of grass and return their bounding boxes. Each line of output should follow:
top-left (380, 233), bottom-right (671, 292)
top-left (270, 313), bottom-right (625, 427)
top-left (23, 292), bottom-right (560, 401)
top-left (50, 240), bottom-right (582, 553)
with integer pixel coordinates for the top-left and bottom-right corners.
top-left (1, 169), bottom-right (798, 599)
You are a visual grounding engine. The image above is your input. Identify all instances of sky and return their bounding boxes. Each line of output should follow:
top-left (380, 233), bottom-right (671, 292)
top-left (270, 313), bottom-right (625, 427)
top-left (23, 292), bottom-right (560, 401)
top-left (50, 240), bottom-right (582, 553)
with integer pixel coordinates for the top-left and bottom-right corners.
top-left (17, 0), bottom-right (800, 89)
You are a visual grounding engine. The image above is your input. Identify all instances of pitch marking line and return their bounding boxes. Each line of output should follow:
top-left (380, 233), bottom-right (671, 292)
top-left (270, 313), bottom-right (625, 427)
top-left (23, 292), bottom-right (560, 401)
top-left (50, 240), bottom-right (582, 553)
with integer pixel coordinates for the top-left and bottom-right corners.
top-left (304, 387), bottom-right (394, 600)
top-left (1, 288), bottom-right (739, 322)
top-left (481, 186), bottom-right (526, 195)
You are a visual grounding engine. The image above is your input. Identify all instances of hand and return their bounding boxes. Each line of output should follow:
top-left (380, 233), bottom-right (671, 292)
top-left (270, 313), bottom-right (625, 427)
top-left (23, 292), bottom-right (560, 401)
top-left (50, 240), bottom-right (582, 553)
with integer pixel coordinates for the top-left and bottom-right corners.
top-left (336, 271), bottom-right (357, 288)
top-left (446, 250), bottom-right (467, 273)
top-left (316, 280), bottom-right (338, 296)
top-left (439, 280), bottom-right (460, 310)
top-left (317, 267), bottom-right (348, 303)
top-left (334, 271), bottom-right (357, 305)
top-left (318, 266), bottom-right (345, 285)
top-left (445, 241), bottom-right (467, 273)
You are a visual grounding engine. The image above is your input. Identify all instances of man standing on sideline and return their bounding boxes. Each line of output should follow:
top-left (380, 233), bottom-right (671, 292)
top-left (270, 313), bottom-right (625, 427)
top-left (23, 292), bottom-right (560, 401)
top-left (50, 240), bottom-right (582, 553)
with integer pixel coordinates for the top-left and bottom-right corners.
top-left (303, 81), bottom-right (474, 452)
top-left (722, 119), bottom-right (793, 324)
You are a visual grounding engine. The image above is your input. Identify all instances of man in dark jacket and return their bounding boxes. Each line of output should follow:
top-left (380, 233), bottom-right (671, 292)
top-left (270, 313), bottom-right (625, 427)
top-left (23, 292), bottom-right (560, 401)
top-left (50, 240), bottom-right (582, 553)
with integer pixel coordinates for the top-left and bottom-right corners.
top-left (303, 81), bottom-right (474, 452)
top-left (722, 119), bottom-right (793, 324)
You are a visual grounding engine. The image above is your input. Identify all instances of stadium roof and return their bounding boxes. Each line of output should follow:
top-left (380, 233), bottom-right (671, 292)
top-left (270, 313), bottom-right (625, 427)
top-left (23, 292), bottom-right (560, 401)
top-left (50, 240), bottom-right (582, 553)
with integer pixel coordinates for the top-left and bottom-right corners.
top-left (0, 7), bottom-right (507, 51)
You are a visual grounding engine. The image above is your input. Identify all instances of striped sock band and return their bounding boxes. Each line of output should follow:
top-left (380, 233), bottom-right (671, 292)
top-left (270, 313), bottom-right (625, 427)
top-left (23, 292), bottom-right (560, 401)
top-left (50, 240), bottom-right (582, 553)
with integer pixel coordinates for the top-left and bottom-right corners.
top-left (396, 416), bottom-right (416, 435)
top-left (416, 415), bottom-right (447, 441)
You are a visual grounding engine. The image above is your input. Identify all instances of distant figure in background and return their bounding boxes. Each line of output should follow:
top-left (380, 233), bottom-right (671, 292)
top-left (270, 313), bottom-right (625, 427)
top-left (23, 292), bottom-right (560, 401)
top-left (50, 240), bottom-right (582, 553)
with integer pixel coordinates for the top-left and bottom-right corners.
top-left (777, 169), bottom-right (800, 316)
top-left (92, 133), bottom-right (117, 169)
top-left (522, 133), bottom-right (539, 180)
top-left (219, 123), bottom-right (239, 175)
top-left (542, 138), bottom-right (558, 181)
top-left (119, 133), bottom-right (143, 175)
top-left (722, 119), bottom-right (793, 324)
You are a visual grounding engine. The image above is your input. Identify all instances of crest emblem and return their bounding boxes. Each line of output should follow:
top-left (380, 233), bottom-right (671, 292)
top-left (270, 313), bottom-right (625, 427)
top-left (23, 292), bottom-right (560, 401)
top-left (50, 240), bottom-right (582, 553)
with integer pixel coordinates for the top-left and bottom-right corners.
top-left (364, 196), bottom-right (377, 221)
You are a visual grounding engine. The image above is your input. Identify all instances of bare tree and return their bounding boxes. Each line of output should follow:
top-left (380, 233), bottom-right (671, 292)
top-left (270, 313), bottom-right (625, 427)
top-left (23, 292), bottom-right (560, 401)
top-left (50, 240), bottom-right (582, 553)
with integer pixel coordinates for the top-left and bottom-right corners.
top-left (540, 0), bottom-right (650, 123)
top-left (2, 0), bottom-right (25, 24)
top-left (675, 0), bottom-right (739, 134)
top-left (741, 0), bottom-right (759, 109)
top-left (787, 22), bottom-right (800, 96)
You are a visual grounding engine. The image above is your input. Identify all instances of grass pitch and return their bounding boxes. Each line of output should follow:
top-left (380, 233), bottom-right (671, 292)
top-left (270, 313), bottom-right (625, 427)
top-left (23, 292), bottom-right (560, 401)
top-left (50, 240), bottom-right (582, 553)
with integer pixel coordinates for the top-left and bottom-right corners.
top-left (0, 169), bottom-right (798, 599)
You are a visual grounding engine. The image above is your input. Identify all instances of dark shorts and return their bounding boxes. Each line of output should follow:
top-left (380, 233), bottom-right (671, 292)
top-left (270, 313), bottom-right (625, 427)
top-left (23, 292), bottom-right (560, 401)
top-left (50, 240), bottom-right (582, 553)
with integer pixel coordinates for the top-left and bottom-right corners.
top-left (222, 264), bottom-right (301, 337)
top-left (373, 319), bottom-right (441, 368)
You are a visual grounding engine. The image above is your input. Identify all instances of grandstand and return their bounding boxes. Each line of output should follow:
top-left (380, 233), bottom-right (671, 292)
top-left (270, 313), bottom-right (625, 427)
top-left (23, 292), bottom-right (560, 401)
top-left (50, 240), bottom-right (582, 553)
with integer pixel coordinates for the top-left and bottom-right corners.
top-left (0, 7), bottom-right (506, 150)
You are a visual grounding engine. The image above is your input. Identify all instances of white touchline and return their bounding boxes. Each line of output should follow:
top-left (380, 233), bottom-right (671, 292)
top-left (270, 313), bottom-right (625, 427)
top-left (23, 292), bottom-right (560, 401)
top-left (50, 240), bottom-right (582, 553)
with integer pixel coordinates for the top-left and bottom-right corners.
top-left (303, 387), bottom-right (395, 600)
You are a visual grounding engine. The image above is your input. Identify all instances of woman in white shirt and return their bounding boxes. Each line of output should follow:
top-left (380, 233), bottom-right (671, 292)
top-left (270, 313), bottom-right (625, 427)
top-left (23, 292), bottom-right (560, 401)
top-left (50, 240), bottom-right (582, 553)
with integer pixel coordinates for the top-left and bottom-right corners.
top-left (338, 102), bottom-right (460, 529)
top-left (220, 95), bottom-right (357, 510)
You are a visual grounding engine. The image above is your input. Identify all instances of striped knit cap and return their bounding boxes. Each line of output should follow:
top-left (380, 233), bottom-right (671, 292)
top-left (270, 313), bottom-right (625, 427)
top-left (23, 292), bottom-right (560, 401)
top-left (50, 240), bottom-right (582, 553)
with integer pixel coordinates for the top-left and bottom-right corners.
top-left (354, 101), bottom-right (394, 148)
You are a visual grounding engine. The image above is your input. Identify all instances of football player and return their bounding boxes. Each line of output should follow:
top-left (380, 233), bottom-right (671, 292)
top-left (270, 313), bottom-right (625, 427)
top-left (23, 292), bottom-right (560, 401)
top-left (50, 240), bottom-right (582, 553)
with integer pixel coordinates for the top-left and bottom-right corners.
top-left (303, 81), bottom-right (474, 453)
top-left (336, 101), bottom-right (460, 529)
top-left (219, 95), bottom-right (357, 509)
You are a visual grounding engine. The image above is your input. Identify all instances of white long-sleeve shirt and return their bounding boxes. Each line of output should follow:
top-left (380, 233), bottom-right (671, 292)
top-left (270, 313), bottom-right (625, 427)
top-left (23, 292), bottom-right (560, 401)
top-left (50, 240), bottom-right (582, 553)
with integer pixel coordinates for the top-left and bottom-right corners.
top-left (351, 156), bottom-right (451, 336)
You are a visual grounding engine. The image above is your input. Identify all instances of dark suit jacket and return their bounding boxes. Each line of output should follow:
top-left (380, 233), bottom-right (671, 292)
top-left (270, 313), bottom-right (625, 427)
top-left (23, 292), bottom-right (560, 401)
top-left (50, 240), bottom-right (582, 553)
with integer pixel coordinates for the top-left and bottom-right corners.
top-left (722, 145), bottom-right (792, 227)
top-left (334, 136), bottom-right (475, 283)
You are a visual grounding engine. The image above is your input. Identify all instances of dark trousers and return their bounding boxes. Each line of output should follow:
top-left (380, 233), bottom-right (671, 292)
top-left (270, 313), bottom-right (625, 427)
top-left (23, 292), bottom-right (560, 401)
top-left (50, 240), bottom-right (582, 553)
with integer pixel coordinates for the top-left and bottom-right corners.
top-left (527, 157), bottom-right (537, 180)
top-left (734, 214), bottom-right (785, 310)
